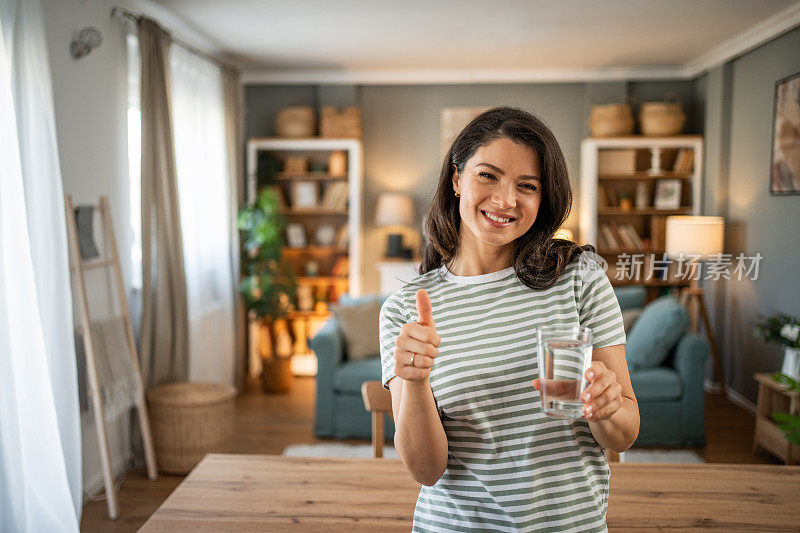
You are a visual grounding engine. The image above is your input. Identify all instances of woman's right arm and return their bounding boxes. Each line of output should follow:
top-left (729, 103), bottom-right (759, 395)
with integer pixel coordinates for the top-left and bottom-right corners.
top-left (388, 289), bottom-right (448, 486)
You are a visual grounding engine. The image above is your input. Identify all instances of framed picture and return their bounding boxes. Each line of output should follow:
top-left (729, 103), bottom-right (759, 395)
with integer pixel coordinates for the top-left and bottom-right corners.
top-left (292, 181), bottom-right (318, 208)
top-left (654, 179), bottom-right (682, 209)
top-left (770, 71), bottom-right (800, 195)
top-left (285, 223), bottom-right (307, 248)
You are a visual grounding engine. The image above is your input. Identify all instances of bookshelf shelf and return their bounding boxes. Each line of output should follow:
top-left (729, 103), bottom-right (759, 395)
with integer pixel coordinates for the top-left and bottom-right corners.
top-left (580, 135), bottom-right (703, 300)
top-left (280, 208), bottom-right (349, 216)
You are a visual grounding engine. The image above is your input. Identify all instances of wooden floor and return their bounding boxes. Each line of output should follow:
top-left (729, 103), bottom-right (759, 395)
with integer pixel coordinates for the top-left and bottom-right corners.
top-left (80, 376), bottom-right (781, 532)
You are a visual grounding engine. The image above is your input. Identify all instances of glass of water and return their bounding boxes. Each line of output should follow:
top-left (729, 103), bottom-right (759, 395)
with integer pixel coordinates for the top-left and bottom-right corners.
top-left (536, 325), bottom-right (593, 419)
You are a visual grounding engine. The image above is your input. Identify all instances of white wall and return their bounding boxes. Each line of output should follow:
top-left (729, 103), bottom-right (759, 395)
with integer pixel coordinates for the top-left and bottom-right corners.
top-left (42, 0), bottom-right (135, 500)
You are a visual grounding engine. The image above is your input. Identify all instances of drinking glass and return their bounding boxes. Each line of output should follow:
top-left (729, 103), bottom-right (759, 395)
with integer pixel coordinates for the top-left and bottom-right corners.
top-left (536, 325), bottom-right (593, 419)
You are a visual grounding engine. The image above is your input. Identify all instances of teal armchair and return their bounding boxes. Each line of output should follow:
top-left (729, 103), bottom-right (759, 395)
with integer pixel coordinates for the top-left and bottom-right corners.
top-left (310, 294), bottom-right (394, 440)
top-left (615, 286), bottom-right (710, 447)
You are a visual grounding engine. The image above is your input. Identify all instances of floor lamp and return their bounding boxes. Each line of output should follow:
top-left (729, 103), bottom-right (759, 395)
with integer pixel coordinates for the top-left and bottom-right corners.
top-left (665, 216), bottom-right (726, 394)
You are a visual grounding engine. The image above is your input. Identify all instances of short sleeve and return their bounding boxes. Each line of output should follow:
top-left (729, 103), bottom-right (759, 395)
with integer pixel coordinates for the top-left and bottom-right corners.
top-left (379, 291), bottom-right (408, 391)
top-left (578, 264), bottom-right (627, 350)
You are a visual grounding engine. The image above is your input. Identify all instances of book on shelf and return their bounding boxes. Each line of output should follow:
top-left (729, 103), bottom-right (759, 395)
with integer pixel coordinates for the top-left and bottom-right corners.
top-left (598, 185), bottom-right (608, 207)
top-left (605, 187), bottom-right (618, 207)
top-left (321, 181), bottom-right (348, 210)
top-left (607, 221), bottom-right (632, 248)
top-left (672, 149), bottom-right (694, 173)
top-left (621, 223), bottom-right (644, 248)
top-left (599, 222), bottom-right (645, 251)
top-left (599, 223), bottom-right (620, 250)
top-left (331, 256), bottom-right (349, 276)
top-left (650, 215), bottom-right (667, 251)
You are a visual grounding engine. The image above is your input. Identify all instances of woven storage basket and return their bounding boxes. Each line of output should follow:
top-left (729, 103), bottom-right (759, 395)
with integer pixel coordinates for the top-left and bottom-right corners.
top-left (147, 382), bottom-right (237, 474)
top-left (639, 100), bottom-right (686, 136)
top-left (275, 106), bottom-right (315, 137)
top-left (588, 103), bottom-right (634, 137)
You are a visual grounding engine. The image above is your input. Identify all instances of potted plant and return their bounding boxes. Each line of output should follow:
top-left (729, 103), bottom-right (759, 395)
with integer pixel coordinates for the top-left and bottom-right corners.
top-left (753, 312), bottom-right (800, 379)
top-left (238, 187), bottom-right (298, 392)
top-left (770, 373), bottom-right (800, 447)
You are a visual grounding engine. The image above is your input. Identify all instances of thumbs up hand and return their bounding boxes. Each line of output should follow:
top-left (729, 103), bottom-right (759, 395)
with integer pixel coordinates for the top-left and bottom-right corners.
top-left (394, 289), bottom-right (441, 383)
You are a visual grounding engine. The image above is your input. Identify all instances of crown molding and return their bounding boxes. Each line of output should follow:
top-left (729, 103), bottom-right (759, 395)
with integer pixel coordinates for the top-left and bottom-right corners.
top-left (684, 1), bottom-right (800, 77)
top-left (241, 66), bottom-right (688, 85)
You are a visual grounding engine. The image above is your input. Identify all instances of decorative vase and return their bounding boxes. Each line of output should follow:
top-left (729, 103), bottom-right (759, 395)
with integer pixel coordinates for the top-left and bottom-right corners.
top-left (782, 347), bottom-right (800, 380)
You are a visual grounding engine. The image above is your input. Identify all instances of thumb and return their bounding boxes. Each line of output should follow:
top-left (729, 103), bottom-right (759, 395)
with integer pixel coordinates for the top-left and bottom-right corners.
top-left (415, 289), bottom-right (436, 327)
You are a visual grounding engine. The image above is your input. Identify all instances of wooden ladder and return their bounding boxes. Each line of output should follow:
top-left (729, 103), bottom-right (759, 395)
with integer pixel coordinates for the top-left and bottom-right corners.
top-left (64, 194), bottom-right (158, 519)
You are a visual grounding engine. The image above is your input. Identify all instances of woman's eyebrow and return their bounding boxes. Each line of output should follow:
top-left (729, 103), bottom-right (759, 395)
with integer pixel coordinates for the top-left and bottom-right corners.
top-left (476, 162), bottom-right (540, 181)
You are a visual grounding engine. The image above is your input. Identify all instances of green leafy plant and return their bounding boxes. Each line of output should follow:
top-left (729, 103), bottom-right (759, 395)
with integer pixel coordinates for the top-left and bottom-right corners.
top-left (753, 313), bottom-right (800, 348)
top-left (238, 187), bottom-right (297, 321)
top-left (770, 373), bottom-right (800, 446)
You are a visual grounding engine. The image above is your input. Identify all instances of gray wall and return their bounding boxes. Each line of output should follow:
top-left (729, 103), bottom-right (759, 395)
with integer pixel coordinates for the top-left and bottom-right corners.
top-left (700, 25), bottom-right (800, 402)
top-left (246, 80), bottom-right (701, 295)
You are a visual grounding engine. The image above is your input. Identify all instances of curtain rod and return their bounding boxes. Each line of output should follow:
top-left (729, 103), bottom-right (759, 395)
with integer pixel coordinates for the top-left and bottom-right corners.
top-left (110, 6), bottom-right (232, 70)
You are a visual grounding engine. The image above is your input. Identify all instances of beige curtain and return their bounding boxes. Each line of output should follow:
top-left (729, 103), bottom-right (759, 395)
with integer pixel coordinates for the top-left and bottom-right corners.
top-left (223, 66), bottom-right (247, 391)
top-left (138, 17), bottom-right (189, 389)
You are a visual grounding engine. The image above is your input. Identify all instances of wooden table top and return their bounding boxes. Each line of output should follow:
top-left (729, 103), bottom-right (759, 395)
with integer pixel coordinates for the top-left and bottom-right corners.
top-left (140, 454), bottom-right (800, 532)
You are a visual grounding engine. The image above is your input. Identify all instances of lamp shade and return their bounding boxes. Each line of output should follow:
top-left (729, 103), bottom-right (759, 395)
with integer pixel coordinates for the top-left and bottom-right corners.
top-left (375, 193), bottom-right (414, 227)
top-left (665, 216), bottom-right (724, 259)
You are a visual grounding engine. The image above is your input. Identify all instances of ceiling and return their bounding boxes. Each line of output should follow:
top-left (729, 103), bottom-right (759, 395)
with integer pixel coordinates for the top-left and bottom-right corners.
top-left (152, 0), bottom-right (800, 83)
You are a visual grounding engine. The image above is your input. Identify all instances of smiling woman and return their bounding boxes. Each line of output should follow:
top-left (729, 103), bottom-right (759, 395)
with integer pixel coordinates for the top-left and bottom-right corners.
top-left (379, 106), bottom-right (638, 532)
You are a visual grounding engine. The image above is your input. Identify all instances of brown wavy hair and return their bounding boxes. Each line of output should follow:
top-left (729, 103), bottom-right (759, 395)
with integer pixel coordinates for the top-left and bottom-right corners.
top-left (420, 106), bottom-right (594, 291)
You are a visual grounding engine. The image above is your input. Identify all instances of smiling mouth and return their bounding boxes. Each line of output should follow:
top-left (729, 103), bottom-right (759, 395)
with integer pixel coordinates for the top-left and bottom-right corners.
top-left (482, 210), bottom-right (516, 225)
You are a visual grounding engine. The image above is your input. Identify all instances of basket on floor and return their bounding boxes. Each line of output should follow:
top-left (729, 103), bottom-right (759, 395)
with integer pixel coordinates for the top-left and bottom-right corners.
top-left (147, 382), bottom-right (237, 474)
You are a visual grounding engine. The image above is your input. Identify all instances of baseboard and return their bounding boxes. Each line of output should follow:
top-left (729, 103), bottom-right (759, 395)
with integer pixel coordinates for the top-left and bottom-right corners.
top-left (703, 378), bottom-right (723, 393)
top-left (82, 454), bottom-right (134, 504)
top-left (702, 378), bottom-right (757, 415)
top-left (726, 387), bottom-right (756, 416)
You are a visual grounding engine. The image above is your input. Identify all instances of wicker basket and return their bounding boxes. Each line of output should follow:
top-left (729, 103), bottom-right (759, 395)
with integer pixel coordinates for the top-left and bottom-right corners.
top-left (588, 103), bottom-right (634, 137)
top-left (320, 106), bottom-right (362, 138)
top-left (147, 382), bottom-right (237, 474)
top-left (275, 106), bottom-right (316, 138)
top-left (639, 100), bottom-right (686, 136)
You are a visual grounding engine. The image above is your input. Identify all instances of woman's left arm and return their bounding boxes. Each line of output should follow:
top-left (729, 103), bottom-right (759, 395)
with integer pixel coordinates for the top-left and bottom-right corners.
top-left (580, 344), bottom-right (639, 453)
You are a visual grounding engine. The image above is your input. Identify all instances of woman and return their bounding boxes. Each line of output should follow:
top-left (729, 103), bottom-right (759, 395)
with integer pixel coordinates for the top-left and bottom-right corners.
top-left (379, 106), bottom-right (640, 532)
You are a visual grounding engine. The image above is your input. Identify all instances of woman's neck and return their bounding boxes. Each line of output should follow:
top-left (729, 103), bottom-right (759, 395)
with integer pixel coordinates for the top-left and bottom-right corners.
top-left (447, 250), bottom-right (514, 276)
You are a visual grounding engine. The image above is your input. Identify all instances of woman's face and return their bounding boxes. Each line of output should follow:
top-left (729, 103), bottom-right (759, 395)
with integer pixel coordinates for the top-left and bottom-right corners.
top-left (452, 137), bottom-right (542, 250)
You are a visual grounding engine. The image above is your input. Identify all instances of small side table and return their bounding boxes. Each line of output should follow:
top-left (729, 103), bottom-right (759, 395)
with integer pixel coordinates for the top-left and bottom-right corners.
top-left (753, 372), bottom-right (800, 464)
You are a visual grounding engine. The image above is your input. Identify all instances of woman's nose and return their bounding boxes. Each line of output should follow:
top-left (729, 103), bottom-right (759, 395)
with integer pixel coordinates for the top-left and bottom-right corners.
top-left (492, 186), bottom-right (517, 209)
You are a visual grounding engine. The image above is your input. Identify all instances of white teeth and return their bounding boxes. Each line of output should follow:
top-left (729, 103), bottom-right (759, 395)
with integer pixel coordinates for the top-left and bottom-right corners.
top-left (484, 211), bottom-right (511, 223)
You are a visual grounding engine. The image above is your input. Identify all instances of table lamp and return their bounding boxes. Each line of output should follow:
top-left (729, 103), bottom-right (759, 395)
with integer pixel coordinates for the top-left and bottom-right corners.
top-left (665, 215), bottom-right (725, 392)
top-left (375, 193), bottom-right (414, 258)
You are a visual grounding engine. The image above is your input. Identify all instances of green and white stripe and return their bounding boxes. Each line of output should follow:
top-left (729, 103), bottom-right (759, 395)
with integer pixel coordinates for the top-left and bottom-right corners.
top-left (379, 257), bottom-right (626, 532)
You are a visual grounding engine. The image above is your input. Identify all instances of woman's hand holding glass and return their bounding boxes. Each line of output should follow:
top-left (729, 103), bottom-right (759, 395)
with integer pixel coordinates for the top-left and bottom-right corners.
top-left (578, 361), bottom-right (623, 421)
top-left (394, 289), bottom-right (441, 383)
top-left (532, 360), bottom-right (623, 421)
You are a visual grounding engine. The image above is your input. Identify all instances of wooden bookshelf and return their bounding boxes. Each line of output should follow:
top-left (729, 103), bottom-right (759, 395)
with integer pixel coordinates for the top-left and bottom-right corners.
top-left (580, 135), bottom-right (703, 302)
top-left (245, 138), bottom-right (363, 375)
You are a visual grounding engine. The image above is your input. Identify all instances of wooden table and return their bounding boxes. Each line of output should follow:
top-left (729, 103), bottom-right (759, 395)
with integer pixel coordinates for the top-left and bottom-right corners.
top-left (140, 454), bottom-right (800, 532)
top-left (754, 372), bottom-right (800, 464)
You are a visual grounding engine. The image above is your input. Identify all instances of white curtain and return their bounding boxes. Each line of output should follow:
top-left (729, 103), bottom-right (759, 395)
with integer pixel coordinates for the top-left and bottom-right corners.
top-left (0, 0), bottom-right (81, 530)
top-left (170, 44), bottom-right (236, 385)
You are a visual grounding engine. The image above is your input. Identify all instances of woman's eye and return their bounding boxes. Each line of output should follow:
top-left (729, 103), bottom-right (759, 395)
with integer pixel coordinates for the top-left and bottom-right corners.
top-left (522, 184), bottom-right (538, 192)
top-left (479, 172), bottom-right (496, 180)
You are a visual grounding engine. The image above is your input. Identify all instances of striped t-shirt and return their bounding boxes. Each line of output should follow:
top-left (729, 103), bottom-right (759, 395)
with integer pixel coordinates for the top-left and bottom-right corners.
top-left (378, 255), bottom-right (626, 532)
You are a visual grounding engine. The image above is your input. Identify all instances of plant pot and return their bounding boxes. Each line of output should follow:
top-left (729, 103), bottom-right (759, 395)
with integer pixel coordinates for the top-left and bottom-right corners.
top-left (782, 347), bottom-right (800, 380)
top-left (261, 356), bottom-right (293, 392)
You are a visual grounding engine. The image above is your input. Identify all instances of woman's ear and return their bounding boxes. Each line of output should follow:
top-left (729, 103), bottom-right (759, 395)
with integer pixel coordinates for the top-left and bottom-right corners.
top-left (451, 164), bottom-right (460, 193)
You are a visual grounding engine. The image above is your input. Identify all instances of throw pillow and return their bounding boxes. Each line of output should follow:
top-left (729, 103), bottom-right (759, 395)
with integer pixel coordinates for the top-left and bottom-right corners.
top-left (621, 308), bottom-right (643, 334)
top-left (625, 296), bottom-right (689, 371)
top-left (330, 299), bottom-right (381, 361)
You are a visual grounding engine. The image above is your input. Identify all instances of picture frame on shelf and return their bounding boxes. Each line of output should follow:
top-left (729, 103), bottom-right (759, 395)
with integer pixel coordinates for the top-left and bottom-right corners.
top-left (314, 224), bottom-right (337, 246)
top-left (770, 71), bottom-right (800, 195)
top-left (286, 223), bottom-right (307, 248)
top-left (654, 179), bottom-right (682, 209)
top-left (292, 181), bottom-right (319, 208)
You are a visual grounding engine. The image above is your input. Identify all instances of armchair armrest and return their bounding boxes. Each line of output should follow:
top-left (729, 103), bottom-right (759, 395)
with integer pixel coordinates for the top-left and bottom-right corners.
top-left (672, 332), bottom-right (710, 446)
top-left (309, 318), bottom-right (344, 437)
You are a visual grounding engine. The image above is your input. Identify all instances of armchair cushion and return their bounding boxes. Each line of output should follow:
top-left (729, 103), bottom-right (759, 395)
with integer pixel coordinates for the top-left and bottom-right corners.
top-left (629, 367), bottom-right (682, 400)
top-left (330, 299), bottom-right (381, 361)
top-left (625, 296), bottom-right (689, 370)
top-left (333, 357), bottom-right (383, 394)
